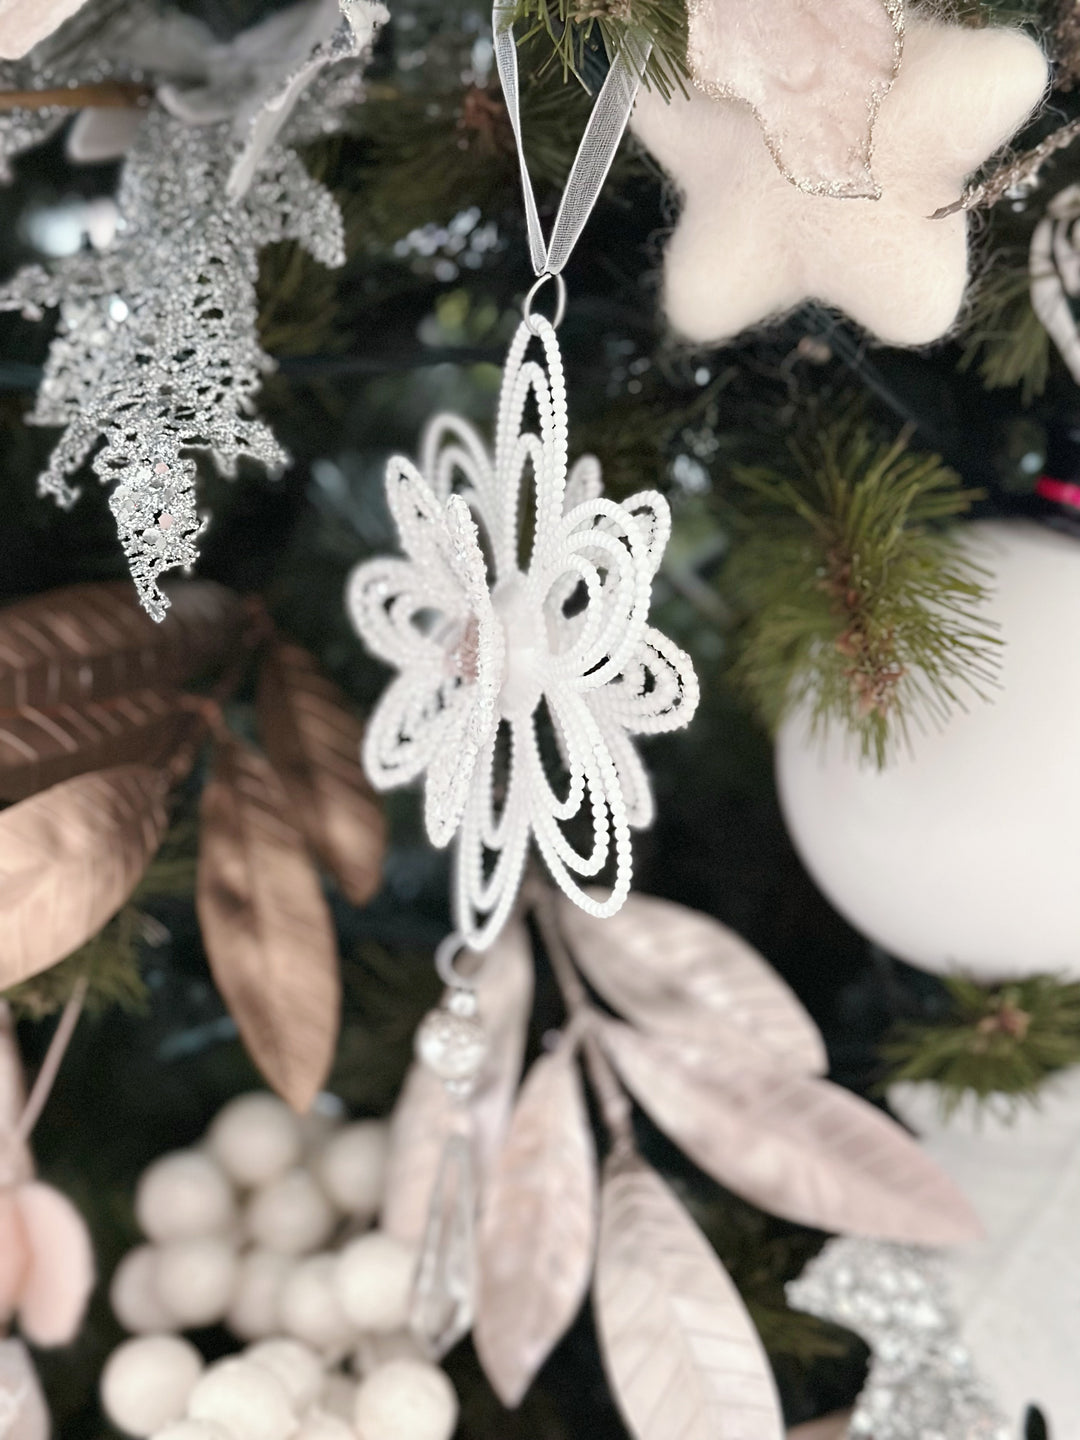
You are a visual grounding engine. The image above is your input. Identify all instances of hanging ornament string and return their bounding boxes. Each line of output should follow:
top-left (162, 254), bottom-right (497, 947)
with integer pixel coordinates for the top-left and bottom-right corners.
top-left (493, 2), bottom-right (652, 322)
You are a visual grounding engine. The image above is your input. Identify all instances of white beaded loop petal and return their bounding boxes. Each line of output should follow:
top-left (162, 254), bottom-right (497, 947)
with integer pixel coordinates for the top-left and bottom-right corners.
top-left (347, 316), bottom-right (699, 949)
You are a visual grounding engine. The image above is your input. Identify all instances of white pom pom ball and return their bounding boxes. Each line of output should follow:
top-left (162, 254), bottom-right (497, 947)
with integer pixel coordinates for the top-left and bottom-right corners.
top-left (298, 1093), bottom-right (346, 1152)
top-left (353, 1330), bottom-right (424, 1377)
top-left (334, 1233), bottom-right (415, 1334)
top-left (227, 1249), bottom-right (295, 1342)
top-left (150, 1424), bottom-right (233, 1440)
top-left (208, 1094), bottom-right (303, 1189)
top-left (100, 1335), bottom-right (204, 1437)
top-left (353, 1359), bottom-right (457, 1440)
top-left (135, 1152), bottom-right (235, 1243)
top-left (776, 520), bottom-right (1080, 982)
top-left (278, 1255), bottom-right (355, 1352)
top-left (319, 1373), bottom-right (357, 1423)
top-left (247, 1169), bottom-right (335, 1256)
top-left (110, 1245), bottom-right (174, 1334)
top-left (295, 1413), bottom-right (354, 1440)
top-left (187, 1358), bottom-right (296, 1440)
top-left (155, 1238), bottom-right (238, 1329)
top-left (246, 1339), bottom-right (323, 1411)
top-left (315, 1122), bottom-right (388, 1220)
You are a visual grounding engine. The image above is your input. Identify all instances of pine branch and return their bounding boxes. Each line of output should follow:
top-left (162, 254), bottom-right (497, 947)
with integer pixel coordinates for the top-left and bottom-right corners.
top-left (722, 420), bottom-right (1000, 766)
top-left (884, 974), bottom-right (1080, 1115)
top-left (512, 0), bottom-right (689, 99)
top-left (960, 258), bottom-right (1051, 405)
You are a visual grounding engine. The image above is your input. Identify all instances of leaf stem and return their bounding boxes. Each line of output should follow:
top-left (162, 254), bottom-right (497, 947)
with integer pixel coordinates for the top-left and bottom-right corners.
top-left (528, 880), bottom-right (635, 1158)
top-left (15, 974), bottom-right (88, 1145)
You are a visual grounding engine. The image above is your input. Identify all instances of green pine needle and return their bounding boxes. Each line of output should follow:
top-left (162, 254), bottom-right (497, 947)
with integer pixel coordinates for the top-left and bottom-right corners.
top-left (960, 260), bottom-right (1050, 406)
top-left (5, 907), bottom-right (148, 1021)
top-left (513, 0), bottom-right (689, 99)
top-left (884, 974), bottom-right (1080, 1116)
top-left (722, 421), bottom-right (1000, 766)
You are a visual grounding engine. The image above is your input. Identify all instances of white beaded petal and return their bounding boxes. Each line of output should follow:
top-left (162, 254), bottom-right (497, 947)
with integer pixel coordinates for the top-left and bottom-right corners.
top-left (347, 316), bottom-right (699, 948)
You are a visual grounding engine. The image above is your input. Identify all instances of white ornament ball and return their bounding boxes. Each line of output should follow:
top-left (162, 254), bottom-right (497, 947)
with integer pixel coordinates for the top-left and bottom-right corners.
top-left (100, 1335), bottom-right (204, 1437)
top-left (314, 1122), bottom-right (388, 1220)
top-left (246, 1339), bottom-right (323, 1412)
top-left (135, 1151), bottom-right (235, 1243)
top-left (319, 1373), bottom-right (357, 1423)
top-left (227, 1249), bottom-right (295, 1342)
top-left (155, 1238), bottom-right (239, 1329)
top-left (294, 1413), bottom-right (355, 1440)
top-left (776, 520), bottom-right (1080, 982)
top-left (353, 1359), bottom-right (457, 1440)
top-left (278, 1255), bottom-right (355, 1352)
top-left (111, 1245), bottom-right (174, 1334)
top-left (334, 1233), bottom-right (416, 1334)
top-left (151, 1424), bottom-right (233, 1440)
top-left (187, 1358), bottom-right (296, 1440)
top-left (208, 1094), bottom-right (303, 1189)
top-left (247, 1169), bottom-right (335, 1256)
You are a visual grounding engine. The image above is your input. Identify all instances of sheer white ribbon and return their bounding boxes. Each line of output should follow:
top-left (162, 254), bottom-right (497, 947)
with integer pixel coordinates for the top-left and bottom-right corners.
top-left (493, 3), bottom-right (652, 280)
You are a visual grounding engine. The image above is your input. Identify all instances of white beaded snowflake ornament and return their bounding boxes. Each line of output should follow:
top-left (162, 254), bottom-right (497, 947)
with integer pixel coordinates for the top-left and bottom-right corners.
top-left (347, 6), bottom-right (696, 950)
top-left (348, 315), bottom-right (698, 947)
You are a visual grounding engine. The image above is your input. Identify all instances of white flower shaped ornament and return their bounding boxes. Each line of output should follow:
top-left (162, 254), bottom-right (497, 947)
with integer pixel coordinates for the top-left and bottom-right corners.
top-left (347, 316), bottom-right (699, 948)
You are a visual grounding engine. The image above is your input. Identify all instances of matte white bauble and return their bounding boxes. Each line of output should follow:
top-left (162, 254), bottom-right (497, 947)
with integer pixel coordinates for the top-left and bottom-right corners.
top-left (776, 521), bottom-right (1080, 981)
top-left (247, 1170), bottom-right (335, 1256)
top-left (155, 1238), bottom-right (238, 1329)
top-left (101, 1335), bottom-right (204, 1437)
top-left (110, 1245), bottom-right (174, 1334)
top-left (334, 1234), bottom-right (416, 1334)
top-left (135, 1152), bottom-right (235, 1243)
top-left (227, 1249), bottom-right (295, 1342)
top-left (353, 1359), bottom-right (457, 1440)
top-left (246, 1339), bottom-right (323, 1412)
top-left (150, 1424), bottom-right (233, 1440)
top-left (208, 1094), bottom-right (303, 1189)
top-left (278, 1255), bottom-right (355, 1352)
top-left (187, 1358), bottom-right (296, 1440)
top-left (294, 1413), bottom-right (355, 1440)
top-left (315, 1122), bottom-right (388, 1220)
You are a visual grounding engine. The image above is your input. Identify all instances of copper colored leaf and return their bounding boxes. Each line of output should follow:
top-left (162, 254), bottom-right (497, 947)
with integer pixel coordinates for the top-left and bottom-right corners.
top-left (0, 580), bottom-right (243, 713)
top-left (594, 1155), bottom-right (784, 1440)
top-left (256, 641), bottom-right (385, 906)
top-left (381, 921), bottom-right (534, 1245)
top-left (599, 1020), bottom-right (980, 1245)
top-left (559, 892), bottom-right (826, 1074)
top-left (0, 688), bottom-right (188, 802)
top-left (196, 734), bottom-right (340, 1113)
top-left (0, 765), bottom-right (168, 989)
top-left (475, 1049), bottom-right (596, 1407)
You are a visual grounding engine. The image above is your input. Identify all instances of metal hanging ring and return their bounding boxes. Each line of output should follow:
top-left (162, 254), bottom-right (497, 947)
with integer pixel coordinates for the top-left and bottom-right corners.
top-left (522, 271), bottom-right (567, 335)
top-left (435, 931), bottom-right (476, 989)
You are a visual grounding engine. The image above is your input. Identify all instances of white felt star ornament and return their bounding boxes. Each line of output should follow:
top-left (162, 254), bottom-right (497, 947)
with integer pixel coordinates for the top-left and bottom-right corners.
top-left (633, 18), bottom-right (1048, 346)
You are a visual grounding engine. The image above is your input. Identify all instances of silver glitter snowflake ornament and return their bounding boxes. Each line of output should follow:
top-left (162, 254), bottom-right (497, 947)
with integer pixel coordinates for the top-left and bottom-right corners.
top-left (788, 1238), bottom-right (1014, 1440)
top-left (0, 0), bottom-right (384, 619)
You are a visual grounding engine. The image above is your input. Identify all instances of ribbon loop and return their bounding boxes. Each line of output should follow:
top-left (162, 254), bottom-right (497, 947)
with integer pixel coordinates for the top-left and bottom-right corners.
top-left (493, 4), bottom-right (651, 279)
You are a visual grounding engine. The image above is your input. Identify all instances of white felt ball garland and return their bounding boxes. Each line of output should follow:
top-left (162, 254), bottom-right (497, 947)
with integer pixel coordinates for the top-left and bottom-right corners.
top-left (101, 1091), bottom-right (459, 1440)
